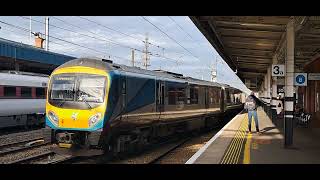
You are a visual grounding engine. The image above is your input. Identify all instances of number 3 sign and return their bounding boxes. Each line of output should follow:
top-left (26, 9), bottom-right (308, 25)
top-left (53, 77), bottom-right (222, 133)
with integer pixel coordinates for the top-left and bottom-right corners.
top-left (272, 65), bottom-right (285, 77)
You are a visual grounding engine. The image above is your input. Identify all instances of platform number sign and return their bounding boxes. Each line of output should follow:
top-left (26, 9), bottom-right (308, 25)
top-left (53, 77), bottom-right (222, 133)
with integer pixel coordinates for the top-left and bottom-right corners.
top-left (295, 73), bottom-right (307, 86)
top-left (272, 65), bottom-right (285, 77)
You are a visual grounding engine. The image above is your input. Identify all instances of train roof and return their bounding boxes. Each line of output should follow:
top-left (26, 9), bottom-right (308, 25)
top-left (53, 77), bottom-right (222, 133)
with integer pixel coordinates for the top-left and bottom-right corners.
top-left (55, 58), bottom-right (225, 88)
top-left (220, 83), bottom-right (242, 92)
top-left (0, 71), bottom-right (48, 87)
top-left (0, 70), bottom-right (49, 77)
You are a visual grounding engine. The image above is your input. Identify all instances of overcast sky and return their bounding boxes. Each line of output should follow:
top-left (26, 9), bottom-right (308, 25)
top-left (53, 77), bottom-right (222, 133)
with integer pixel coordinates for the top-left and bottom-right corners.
top-left (0, 16), bottom-right (250, 94)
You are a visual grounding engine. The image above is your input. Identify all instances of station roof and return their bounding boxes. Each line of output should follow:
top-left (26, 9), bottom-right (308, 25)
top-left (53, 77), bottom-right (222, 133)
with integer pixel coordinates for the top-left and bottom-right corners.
top-left (0, 37), bottom-right (76, 74)
top-left (190, 16), bottom-right (320, 90)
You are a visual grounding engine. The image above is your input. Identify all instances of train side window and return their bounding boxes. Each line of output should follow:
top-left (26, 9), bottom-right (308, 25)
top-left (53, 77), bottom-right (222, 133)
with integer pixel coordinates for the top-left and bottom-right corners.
top-left (4, 86), bottom-right (16, 97)
top-left (226, 90), bottom-right (231, 103)
top-left (208, 88), bottom-right (213, 104)
top-left (21, 87), bottom-right (32, 97)
top-left (36, 87), bottom-right (45, 98)
top-left (216, 88), bottom-right (221, 104)
top-left (209, 87), bottom-right (218, 105)
top-left (190, 86), bottom-right (199, 104)
top-left (167, 82), bottom-right (185, 105)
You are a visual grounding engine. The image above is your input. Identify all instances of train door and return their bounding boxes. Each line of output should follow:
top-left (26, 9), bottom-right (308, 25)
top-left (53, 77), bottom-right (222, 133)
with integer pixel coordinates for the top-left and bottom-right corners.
top-left (220, 88), bottom-right (225, 112)
top-left (120, 74), bottom-right (127, 114)
top-left (156, 80), bottom-right (165, 112)
top-left (205, 87), bottom-right (209, 109)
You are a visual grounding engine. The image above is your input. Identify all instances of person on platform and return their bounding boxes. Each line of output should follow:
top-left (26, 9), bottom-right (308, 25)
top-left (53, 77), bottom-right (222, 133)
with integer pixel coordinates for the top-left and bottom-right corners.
top-left (244, 92), bottom-right (261, 134)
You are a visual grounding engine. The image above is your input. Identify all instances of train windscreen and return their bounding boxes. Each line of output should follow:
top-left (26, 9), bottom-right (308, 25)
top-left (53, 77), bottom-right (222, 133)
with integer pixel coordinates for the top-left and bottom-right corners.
top-left (49, 74), bottom-right (107, 107)
top-left (50, 76), bottom-right (75, 101)
top-left (77, 76), bottom-right (105, 103)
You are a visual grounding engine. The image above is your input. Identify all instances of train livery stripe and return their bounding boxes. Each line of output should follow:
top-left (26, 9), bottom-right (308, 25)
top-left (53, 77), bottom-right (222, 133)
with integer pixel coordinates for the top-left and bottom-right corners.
top-left (32, 88), bottom-right (36, 98)
top-left (16, 87), bottom-right (21, 97)
top-left (45, 116), bottom-right (104, 131)
top-left (52, 66), bottom-right (108, 76)
top-left (0, 86), bottom-right (3, 97)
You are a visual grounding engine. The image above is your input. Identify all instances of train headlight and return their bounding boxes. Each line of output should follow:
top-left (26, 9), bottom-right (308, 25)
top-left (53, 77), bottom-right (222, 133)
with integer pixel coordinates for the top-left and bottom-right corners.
top-left (48, 111), bottom-right (59, 126)
top-left (89, 113), bottom-right (102, 127)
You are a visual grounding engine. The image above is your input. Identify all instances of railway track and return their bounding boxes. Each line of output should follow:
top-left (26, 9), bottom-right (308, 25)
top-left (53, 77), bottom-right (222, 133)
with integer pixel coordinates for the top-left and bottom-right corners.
top-left (10, 151), bottom-right (55, 164)
top-left (147, 137), bottom-right (191, 164)
top-left (0, 128), bottom-right (55, 164)
top-left (0, 139), bottom-right (47, 156)
top-left (105, 114), bottom-right (235, 164)
top-left (0, 128), bottom-right (220, 164)
top-left (0, 144), bottom-right (77, 164)
top-left (0, 129), bottom-right (44, 147)
top-left (0, 111), bottom-right (240, 164)
top-left (70, 119), bottom-right (231, 164)
top-left (5, 129), bottom-right (215, 164)
top-left (106, 130), bottom-right (215, 164)
top-left (0, 125), bottom-right (221, 164)
top-left (0, 144), bottom-right (52, 164)
top-left (0, 126), bottom-right (44, 136)
top-left (46, 156), bottom-right (77, 164)
top-left (19, 153), bottom-right (77, 164)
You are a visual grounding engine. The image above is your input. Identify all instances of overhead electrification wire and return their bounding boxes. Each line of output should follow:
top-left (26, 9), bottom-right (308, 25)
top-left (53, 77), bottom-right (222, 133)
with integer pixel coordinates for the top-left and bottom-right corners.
top-left (0, 20), bottom-right (135, 63)
top-left (77, 16), bottom-right (189, 59)
top-left (21, 16), bottom-right (180, 65)
top-left (0, 26), bottom-right (78, 57)
top-left (78, 16), bottom-right (165, 49)
top-left (167, 16), bottom-right (197, 42)
top-left (141, 16), bottom-right (200, 61)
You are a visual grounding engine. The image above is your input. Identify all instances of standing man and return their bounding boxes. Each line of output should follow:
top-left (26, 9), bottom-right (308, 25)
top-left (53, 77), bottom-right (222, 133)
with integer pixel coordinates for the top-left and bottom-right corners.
top-left (244, 92), bottom-right (260, 133)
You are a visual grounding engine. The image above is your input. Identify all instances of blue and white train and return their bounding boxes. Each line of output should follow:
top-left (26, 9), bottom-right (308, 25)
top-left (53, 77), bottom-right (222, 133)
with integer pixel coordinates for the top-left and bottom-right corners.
top-left (45, 58), bottom-right (244, 154)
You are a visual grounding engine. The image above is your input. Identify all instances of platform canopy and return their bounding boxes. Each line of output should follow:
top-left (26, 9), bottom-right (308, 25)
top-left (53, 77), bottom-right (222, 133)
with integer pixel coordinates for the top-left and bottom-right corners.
top-left (190, 16), bottom-right (320, 90)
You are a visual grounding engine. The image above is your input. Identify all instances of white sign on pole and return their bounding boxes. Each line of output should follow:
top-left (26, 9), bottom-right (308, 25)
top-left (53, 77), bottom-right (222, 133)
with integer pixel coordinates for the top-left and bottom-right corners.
top-left (295, 73), bottom-right (307, 86)
top-left (272, 65), bottom-right (285, 77)
top-left (308, 73), bottom-right (320, 80)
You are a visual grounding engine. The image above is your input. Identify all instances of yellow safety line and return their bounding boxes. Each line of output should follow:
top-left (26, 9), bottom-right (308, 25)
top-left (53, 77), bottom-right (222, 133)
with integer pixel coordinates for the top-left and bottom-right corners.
top-left (221, 122), bottom-right (242, 163)
top-left (222, 129), bottom-right (242, 163)
top-left (235, 121), bottom-right (247, 163)
top-left (227, 118), bottom-right (244, 163)
top-left (220, 115), bottom-right (248, 164)
top-left (243, 113), bottom-right (257, 164)
top-left (236, 118), bottom-right (248, 163)
top-left (221, 125), bottom-right (239, 163)
top-left (230, 121), bottom-right (246, 164)
top-left (243, 132), bottom-right (252, 164)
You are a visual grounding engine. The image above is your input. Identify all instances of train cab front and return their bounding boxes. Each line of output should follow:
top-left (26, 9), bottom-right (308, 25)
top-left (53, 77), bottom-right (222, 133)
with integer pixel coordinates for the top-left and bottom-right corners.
top-left (45, 66), bottom-right (110, 156)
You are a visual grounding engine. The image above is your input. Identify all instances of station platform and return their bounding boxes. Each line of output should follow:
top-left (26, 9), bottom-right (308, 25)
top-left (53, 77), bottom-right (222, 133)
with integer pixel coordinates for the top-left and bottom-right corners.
top-left (186, 107), bottom-right (320, 164)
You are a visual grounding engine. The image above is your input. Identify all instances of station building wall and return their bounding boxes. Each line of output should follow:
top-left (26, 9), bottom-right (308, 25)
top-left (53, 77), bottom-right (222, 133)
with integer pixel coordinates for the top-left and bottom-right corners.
top-left (300, 56), bottom-right (320, 127)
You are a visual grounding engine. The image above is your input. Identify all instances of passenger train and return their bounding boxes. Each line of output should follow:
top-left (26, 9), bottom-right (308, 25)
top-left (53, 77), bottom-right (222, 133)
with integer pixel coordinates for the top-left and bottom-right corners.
top-left (0, 71), bottom-right (48, 129)
top-left (45, 58), bottom-right (244, 155)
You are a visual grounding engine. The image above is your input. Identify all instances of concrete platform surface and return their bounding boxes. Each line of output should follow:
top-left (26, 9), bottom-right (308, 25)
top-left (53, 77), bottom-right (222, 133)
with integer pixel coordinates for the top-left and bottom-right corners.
top-left (187, 107), bottom-right (320, 164)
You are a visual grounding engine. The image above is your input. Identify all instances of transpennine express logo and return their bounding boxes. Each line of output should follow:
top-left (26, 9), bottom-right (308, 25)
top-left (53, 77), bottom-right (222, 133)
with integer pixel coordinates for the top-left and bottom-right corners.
top-left (71, 112), bottom-right (79, 121)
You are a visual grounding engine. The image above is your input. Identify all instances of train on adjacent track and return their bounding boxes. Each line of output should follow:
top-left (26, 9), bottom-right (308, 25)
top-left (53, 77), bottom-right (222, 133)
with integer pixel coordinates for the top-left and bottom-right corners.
top-left (45, 58), bottom-right (244, 155)
top-left (0, 71), bottom-right (48, 129)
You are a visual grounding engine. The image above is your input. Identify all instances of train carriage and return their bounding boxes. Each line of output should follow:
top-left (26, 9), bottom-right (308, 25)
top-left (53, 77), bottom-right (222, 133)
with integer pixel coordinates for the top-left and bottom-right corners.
top-left (45, 58), bottom-right (243, 155)
top-left (0, 71), bottom-right (48, 129)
